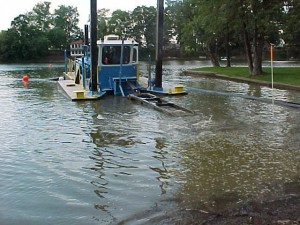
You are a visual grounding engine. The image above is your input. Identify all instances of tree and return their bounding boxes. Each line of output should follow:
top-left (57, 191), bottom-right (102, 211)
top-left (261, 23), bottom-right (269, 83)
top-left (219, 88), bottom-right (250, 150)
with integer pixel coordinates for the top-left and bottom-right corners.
top-left (0, 2), bottom-right (87, 61)
top-left (47, 27), bottom-right (67, 49)
top-left (175, 0), bottom-right (207, 58)
top-left (0, 30), bottom-right (19, 61)
top-left (236, 0), bottom-right (284, 75)
top-left (53, 5), bottom-right (82, 43)
top-left (175, 0), bottom-right (285, 75)
top-left (107, 10), bottom-right (132, 38)
top-left (281, 0), bottom-right (300, 58)
top-left (131, 6), bottom-right (157, 48)
top-left (165, 0), bottom-right (179, 41)
top-left (7, 14), bottom-right (49, 60)
top-left (29, 1), bottom-right (52, 32)
top-left (96, 8), bottom-right (109, 40)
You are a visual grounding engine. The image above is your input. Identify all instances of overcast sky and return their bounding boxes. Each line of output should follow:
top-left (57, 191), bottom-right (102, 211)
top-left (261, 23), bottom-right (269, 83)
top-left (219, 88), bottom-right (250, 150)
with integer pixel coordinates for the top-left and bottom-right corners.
top-left (1, 0), bottom-right (156, 31)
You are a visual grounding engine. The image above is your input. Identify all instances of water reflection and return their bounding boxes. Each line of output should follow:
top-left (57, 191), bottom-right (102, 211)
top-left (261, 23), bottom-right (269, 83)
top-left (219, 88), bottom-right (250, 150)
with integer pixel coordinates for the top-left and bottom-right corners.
top-left (247, 84), bottom-right (262, 96)
top-left (83, 99), bottom-right (177, 223)
top-left (0, 61), bottom-right (300, 224)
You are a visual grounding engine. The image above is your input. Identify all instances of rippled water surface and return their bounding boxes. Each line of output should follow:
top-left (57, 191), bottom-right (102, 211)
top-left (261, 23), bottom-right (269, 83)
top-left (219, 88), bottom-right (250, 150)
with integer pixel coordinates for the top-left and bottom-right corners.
top-left (0, 61), bottom-right (300, 224)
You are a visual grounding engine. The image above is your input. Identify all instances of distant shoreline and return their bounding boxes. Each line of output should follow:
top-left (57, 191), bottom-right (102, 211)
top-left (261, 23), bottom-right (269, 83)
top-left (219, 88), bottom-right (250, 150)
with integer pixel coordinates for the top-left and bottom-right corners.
top-left (0, 51), bottom-right (65, 64)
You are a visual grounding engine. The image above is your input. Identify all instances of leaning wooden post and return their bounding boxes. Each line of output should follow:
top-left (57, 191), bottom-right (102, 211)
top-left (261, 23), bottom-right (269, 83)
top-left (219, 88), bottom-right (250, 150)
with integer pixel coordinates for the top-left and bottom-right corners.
top-left (155, 0), bottom-right (164, 89)
top-left (90, 0), bottom-right (98, 92)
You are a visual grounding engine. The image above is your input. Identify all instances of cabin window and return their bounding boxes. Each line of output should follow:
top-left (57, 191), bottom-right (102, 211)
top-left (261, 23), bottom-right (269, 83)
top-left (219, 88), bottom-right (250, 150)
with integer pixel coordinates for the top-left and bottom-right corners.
top-left (132, 48), bottom-right (137, 63)
top-left (102, 46), bottom-right (131, 65)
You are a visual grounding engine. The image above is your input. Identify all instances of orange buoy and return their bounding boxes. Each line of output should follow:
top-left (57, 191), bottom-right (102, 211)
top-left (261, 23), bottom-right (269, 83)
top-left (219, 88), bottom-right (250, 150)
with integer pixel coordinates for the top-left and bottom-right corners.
top-left (22, 74), bottom-right (29, 82)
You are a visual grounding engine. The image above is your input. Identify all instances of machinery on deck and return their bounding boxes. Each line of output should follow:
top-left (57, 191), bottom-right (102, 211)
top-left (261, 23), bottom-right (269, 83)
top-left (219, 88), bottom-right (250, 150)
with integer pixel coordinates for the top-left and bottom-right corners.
top-left (64, 35), bottom-right (143, 97)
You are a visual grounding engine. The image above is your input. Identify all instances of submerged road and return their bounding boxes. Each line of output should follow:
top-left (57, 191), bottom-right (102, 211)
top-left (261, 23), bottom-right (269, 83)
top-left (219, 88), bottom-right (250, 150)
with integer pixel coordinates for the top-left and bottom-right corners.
top-left (186, 86), bottom-right (300, 109)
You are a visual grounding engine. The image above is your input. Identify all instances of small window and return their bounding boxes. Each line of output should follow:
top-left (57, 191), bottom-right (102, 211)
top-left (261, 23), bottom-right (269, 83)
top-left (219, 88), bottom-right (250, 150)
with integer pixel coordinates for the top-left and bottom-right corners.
top-left (132, 48), bottom-right (137, 63)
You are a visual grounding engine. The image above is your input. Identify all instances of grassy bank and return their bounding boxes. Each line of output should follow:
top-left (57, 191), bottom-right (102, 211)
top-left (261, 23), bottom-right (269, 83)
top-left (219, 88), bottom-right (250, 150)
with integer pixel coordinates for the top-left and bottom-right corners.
top-left (194, 67), bottom-right (300, 86)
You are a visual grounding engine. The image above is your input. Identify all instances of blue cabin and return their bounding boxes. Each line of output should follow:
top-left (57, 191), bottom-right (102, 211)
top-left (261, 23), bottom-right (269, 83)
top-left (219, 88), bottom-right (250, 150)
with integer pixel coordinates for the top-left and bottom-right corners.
top-left (72, 35), bottom-right (142, 96)
top-left (97, 35), bottom-right (141, 96)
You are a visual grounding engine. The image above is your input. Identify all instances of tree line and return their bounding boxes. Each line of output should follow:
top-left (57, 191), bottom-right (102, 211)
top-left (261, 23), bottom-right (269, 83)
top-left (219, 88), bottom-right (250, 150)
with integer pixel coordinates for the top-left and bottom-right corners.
top-left (176, 0), bottom-right (300, 75)
top-left (0, 2), bottom-right (81, 62)
top-left (0, 0), bottom-right (299, 76)
top-left (0, 1), bottom-right (175, 62)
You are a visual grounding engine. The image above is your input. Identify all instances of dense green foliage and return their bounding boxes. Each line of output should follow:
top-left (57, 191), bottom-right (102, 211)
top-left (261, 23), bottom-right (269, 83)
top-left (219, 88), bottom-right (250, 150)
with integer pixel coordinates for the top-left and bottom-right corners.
top-left (0, 1), bottom-right (81, 61)
top-left (0, 0), bottom-right (299, 66)
top-left (176, 0), bottom-right (300, 75)
top-left (281, 1), bottom-right (300, 58)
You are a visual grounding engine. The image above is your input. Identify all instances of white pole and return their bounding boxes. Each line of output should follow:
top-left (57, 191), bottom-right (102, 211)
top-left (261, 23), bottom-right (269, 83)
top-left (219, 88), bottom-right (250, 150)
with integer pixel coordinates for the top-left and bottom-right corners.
top-left (270, 44), bottom-right (274, 90)
top-left (270, 43), bottom-right (275, 109)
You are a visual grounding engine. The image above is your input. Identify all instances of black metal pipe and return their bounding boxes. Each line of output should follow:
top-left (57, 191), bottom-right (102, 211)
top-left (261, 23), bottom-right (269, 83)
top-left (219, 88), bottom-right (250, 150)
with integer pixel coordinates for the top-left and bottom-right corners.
top-left (90, 0), bottom-right (98, 92)
top-left (84, 24), bottom-right (89, 46)
top-left (155, 0), bottom-right (164, 88)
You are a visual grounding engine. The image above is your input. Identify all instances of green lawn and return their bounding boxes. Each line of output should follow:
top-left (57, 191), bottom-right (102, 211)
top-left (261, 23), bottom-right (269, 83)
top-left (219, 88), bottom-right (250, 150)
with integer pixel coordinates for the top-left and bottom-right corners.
top-left (194, 67), bottom-right (300, 86)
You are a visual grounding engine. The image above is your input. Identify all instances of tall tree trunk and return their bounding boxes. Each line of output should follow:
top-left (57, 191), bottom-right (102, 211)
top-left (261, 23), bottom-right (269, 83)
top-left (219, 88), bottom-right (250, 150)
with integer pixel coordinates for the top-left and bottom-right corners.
top-left (242, 21), bottom-right (253, 75)
top-left (252, 30), bottom-right (264, 75)
top-left (207, 43), bottom-right (220, 67)
top-left (252, 42), bottom-right (264, 75)
top-left (252, 20), bottom-right (264, 75)
top-left (208, 52), bottom-right (220, 67)
top-left (226, 24), bottom-right (231, 67)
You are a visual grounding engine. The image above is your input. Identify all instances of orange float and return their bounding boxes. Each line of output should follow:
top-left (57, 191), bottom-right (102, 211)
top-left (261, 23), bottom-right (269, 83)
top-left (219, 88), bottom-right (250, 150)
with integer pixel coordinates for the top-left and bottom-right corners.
top-left (22, 74), bottom-right (29, 82)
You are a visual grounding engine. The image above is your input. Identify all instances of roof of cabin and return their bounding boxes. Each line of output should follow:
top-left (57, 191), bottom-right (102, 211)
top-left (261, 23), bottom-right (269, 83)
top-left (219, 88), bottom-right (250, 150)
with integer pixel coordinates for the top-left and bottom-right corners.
top-left (97, 39), bottom-right (138, 45)
top-left (97, 35), bottom-right (138, 45)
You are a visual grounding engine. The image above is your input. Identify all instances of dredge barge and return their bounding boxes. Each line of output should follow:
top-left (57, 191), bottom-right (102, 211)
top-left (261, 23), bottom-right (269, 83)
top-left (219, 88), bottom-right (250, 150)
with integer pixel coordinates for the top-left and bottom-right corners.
top-left (58, 0), bottom-right (192, 116)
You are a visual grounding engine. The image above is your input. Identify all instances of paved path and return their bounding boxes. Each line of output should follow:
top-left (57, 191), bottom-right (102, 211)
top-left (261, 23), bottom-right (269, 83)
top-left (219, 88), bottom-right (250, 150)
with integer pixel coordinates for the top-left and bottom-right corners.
top-left (183, 70), bottom-right (300, 91)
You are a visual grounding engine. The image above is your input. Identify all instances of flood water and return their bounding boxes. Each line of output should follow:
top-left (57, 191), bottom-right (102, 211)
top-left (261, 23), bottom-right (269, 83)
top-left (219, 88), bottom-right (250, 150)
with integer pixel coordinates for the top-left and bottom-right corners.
top-left (0, 61), bottom-right (299, 224)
